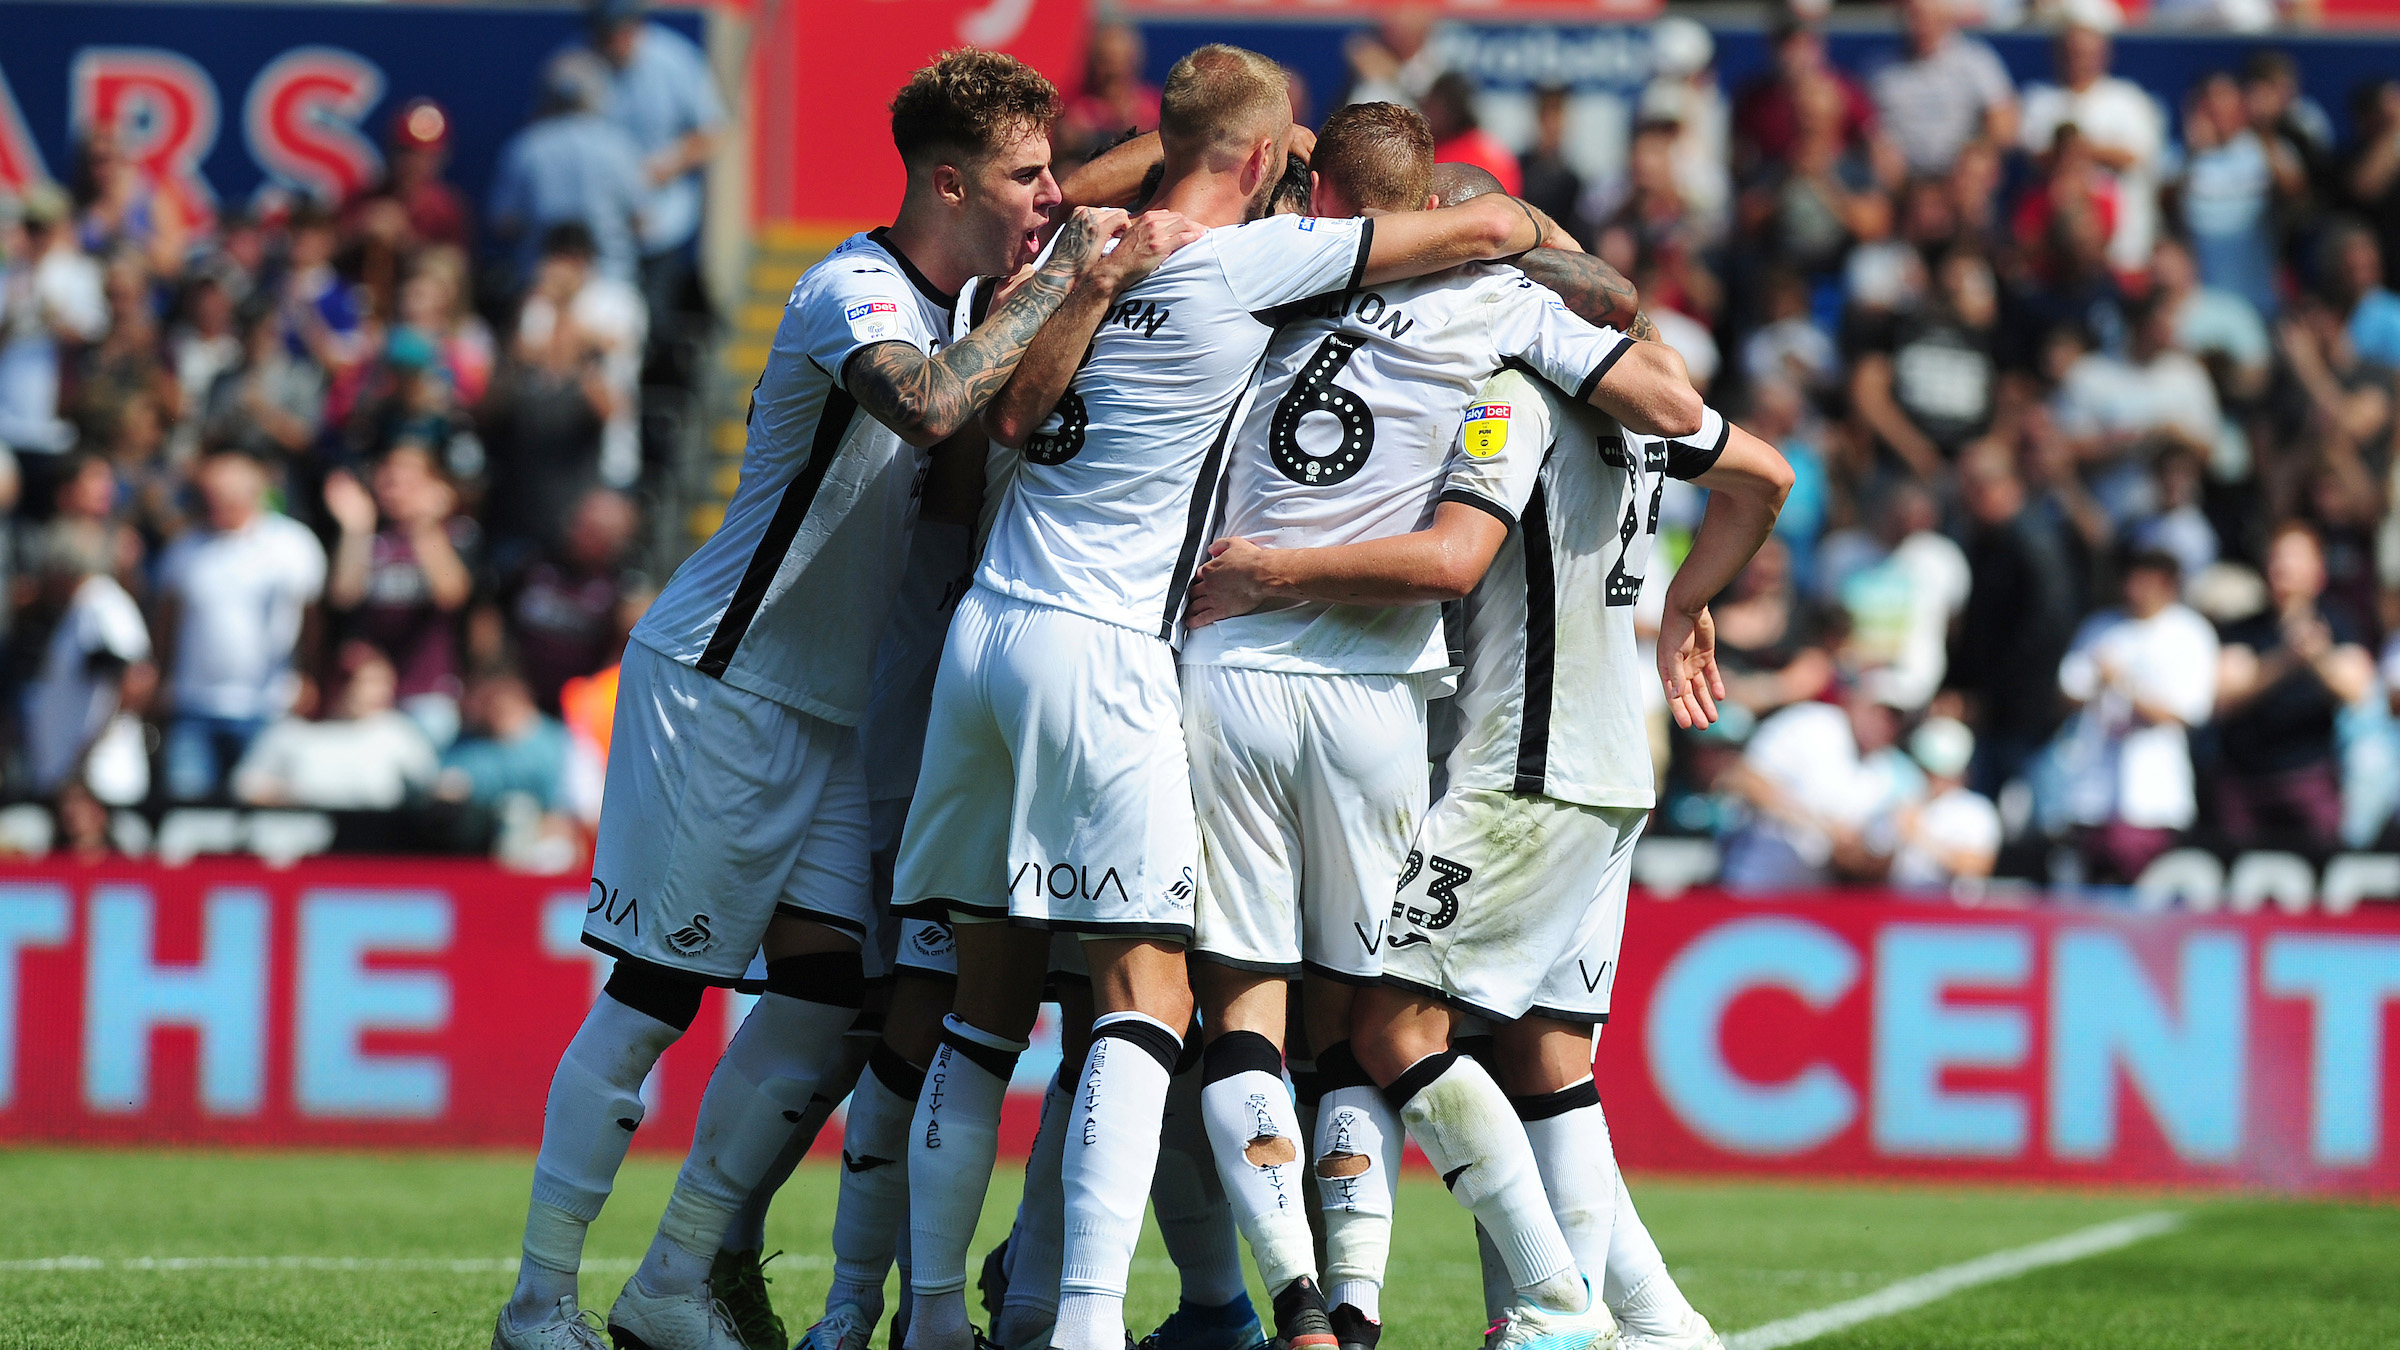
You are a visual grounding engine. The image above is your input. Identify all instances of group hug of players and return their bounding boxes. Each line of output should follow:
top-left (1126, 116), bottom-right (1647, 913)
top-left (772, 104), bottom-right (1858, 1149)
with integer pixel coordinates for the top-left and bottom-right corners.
top-left (492, 41), bottom-right (1790, 1350)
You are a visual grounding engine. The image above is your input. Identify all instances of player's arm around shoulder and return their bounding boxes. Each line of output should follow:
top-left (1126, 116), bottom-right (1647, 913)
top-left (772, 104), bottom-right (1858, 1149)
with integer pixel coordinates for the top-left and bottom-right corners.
top-left (1356, 192), bottom-right (1566, 287)
top-left (844, 207), bottom-right (1137, 449)
top-left (983, 208), bottom-right (1205, 450)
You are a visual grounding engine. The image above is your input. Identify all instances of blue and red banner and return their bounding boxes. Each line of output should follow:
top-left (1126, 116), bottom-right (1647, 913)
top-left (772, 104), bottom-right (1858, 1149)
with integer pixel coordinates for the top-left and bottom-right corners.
top-left (2, 861), bottom-right (2395, 1196)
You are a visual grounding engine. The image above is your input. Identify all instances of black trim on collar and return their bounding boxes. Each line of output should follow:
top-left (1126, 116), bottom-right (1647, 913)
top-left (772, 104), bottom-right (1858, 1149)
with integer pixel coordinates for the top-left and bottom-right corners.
top-left (868, 227), bottom-right (958, 309)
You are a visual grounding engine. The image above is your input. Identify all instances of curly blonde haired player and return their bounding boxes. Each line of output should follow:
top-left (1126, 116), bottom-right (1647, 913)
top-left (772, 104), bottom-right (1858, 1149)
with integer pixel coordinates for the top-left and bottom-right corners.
top-left (491, 49), bottom-right (1201, 1350)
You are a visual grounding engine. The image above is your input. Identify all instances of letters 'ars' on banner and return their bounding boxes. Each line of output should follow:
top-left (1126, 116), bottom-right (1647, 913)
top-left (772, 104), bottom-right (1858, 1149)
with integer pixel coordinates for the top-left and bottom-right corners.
top-left (754, 0), bottom-right (1091, 227)
top-left (1602, 892), bottom-right (2400, 1196)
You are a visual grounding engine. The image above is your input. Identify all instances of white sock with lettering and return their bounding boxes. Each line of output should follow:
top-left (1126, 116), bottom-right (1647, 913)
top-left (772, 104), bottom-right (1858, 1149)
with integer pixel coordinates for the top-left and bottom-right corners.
top-left (1054, 1013), bottom-right (1181, 1350)
top-left (1389, 1053), bottom-right (1583, 1314)
top-left (511, 995), bottom-right (683, 1324)
top-left (1200, 1031), bottom-right (1315, 1294)
top-left (826, 1046), bottom-right (922, 1323)
top-left (994, 1071), bottom-right (1072, 1350)
top-left (1314, 1049), bottom-right (1399, 1323)
top-left (1154, 1052), bottom-right (1249, 1308)
top-left (908, 1016), bottom-right (1026, 1350)
top-left (637, 991), bottom-right (857, 1296)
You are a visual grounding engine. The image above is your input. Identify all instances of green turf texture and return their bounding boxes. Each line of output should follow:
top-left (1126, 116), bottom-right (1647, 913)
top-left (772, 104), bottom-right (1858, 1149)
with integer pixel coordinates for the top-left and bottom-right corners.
top-left (0, 1150), bottom-right (2391, 1349)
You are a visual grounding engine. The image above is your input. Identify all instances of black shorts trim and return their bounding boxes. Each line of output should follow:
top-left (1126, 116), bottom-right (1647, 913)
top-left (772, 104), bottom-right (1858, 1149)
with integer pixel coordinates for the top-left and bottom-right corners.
top-left (580, 932), bottom-right (745, 989)
top-left (1300, 959), bottom-right (1384, 988)
top-left (1011, 915), bottom-right (1194, 943)
top-left (1375, 969), bottom-right (1521, 1028)
top-left (1189, 949), bottom-right (1302, 978)
top-left (1522, 1003), bottom-right (1610, 1027)
top-left (775, 902), bottom-right (868, 937)
top-left (893, 895), bottom-right (960, 922)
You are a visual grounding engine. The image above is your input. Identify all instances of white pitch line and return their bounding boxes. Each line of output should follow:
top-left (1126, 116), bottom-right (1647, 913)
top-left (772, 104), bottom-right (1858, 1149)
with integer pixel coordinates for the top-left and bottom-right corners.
top-left (1723, 1211), bottom-right (2185, 1350)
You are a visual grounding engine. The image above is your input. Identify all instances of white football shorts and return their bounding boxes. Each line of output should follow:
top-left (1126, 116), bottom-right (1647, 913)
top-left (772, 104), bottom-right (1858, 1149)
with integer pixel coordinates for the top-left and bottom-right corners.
top-left (891, 586), bottom-right (1198, 939)
top-left (584, 640), bottom-right (872, 984)
top-left (1379, 787), bottom-right (1645, 1024)
top-left (1184, 663), bottom-right (1429, 982)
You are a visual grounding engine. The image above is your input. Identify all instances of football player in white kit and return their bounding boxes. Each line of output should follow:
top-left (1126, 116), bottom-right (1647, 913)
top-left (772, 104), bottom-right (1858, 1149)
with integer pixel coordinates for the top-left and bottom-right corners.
top-left (1189, 367), bottom-right (1790, 1350)
top-left (885, 44), bottom-right (1598, 1350)
top-left (493, 51), bottom-right (1196, 1350)
top-left (1167, 103), bottom-right (1702, 1350)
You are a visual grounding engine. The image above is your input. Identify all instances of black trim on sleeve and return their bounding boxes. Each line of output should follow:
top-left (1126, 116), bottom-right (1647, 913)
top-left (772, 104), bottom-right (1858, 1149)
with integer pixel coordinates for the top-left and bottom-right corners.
top-left (1511, 482), bottom-right (1557, 796)
top-left (1345, 216), bottom-right (1376, 294)
top-left (1665, 409), bottom-right (1731, 481)
top-left (1573, 336), bottom-right (1633, 404)
top-left (1437, 487), bottom-right (1518, 529)
top-left (696, 386), bottom-right (857, 678)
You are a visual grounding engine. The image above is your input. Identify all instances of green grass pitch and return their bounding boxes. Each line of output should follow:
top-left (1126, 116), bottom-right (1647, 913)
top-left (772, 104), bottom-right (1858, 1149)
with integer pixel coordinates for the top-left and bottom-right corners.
top-left (0, 1150), bottom-right (2392, 1349)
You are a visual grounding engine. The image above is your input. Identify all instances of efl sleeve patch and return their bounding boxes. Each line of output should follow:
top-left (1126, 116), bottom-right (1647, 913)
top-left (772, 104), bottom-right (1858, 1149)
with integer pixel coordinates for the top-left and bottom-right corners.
top-left (846, 299), bottom-right (901, 343)
top-left (1460, 402), bottom-right (1512, 459)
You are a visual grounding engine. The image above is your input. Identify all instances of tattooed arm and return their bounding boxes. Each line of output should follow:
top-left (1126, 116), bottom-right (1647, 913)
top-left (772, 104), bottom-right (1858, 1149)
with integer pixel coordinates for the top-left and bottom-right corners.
top-left (845, 207), bottom-right (1127, 448)
top-left (1515, 247), bottom-right (1658, 341)
top-left (986, 210), bottom-right (1205, 449)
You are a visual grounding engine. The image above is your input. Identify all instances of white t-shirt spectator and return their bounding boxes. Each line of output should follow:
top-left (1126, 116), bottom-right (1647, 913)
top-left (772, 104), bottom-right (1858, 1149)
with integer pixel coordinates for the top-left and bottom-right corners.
top-left (1890, 786), bottom-right (2004, 890)
top-left (1871, 35), bottom-right (2017, 178)
top-left (518, 275), bottom-right (648, 486)
top-left (0, 246), bottom-right (108, 455)
top-left (2020, 77), bottom-right (2166, 271)
top-left (1740, 700), bottom-right (1925, 868)
top-left (2057, 602), bottom-right (2219, 829)
top-left (22, 573), bottom-right (150, 796)
top-left (232, 712), bottom-right (436, 809)
top-left (2052, 349), bottom-right (2220, 451)
top-left (159, 513), bottom-right (327, 720)
top-left (1841, 530), bottom-right (1972, 711)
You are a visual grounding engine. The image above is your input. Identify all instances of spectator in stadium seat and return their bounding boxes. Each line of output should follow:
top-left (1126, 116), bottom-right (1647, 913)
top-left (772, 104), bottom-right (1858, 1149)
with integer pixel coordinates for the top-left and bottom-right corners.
top-left (2050, 549), bottom-right (2219, 882)
top-left (513, 223), bottom-right (645, 488)
top-left (2178, 71), bottom-right (2300, 319)
top-left (436, 663), bottom-right (571, 812)
top-left (1953, 437), bottom-right (2082, 796)
top-left (479, 485), bottom-right (644, 714)
top-left (349, 97), bottom-right (473, 255)
top-left (2317, 219), bottom-right (2400, 371)
top-left (2019, 18), bottom-right (2166, 274)
top-left (1848, 245), bottom-right (2002, 479)
top-left (489, 49), bottom-right (648, 285)
top-left (1743, 73), bottom-right (1886, 285)
top-left (21, 519), bottom-right (154, 806)
top-left (2213, 521), bottom-right (2375, 850)
top-left (1869, 0), bottom-right (2019, 182)
top-left (152, 447), bottom-right (328, 801)
top-left (2340, 78), bottom-right (2400, 288)
top-left (2047, 292), bottom-right (2222, 529)
top-left (231, 642), bottom-right (437, 810)
top-left (70, 254), bottom-right (174, 454)
top-left (276, 203), bottom-right (369, 401)
top-left (1058, 22), bottom-right (1162, 162)
top-left (1887, 717), bottom-right (2001, 892)
top-left (166, 265), bottom-right (242, 465)
top-left (72, 123), bottom-right (189, 283)
top-left (2152, 234), bottom-right (2272, 403)
top-left (581, 0), bottom-right (723, 325)
top-left (1717, 682), bottom-right (1925, 890)
top-left (1640, 16), bottom-right (1731, 241)
top-left (1421, 71), bottom-right (1520, 196)
top-left (1733, 14), bottom-right (1881, 177)
top-left (0, 185), bottom-right (107, 492)
top-left (200, 302), bottom-right (326, 472)
top-left (1838, 481), bottom-right (1972, 716)
top-left (1713, 535), bottom-right (1838, 717)
top-left (396, 246), bottom-right (495, 407)
top-left (1518, 86), bottom-right (1591, 248)
top-left (325, 441), bottom-right (475, 746)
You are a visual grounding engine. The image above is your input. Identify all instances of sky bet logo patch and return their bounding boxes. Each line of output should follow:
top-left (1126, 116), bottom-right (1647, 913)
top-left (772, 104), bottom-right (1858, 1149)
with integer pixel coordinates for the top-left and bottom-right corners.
top-left (1461, 403), bottom-right (1511, 459)
top-left (846, 300), bottom-right (898, 321)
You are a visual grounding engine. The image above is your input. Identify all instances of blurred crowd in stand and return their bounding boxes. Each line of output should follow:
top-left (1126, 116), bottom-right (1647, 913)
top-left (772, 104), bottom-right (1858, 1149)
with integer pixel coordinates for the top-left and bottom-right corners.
top-left (0, 0), bottom-right (722, 866)
top-left (1058, 0), bottom-right (2400, 899)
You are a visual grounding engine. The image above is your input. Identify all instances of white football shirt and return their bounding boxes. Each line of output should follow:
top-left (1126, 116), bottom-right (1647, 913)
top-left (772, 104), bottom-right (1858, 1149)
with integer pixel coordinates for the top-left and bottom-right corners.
top-left (632, 229), bottom-right (950, 725)
top-left (1440, 369), bottom-right (1728, 809)
top-left (975, 213), bottom-right (1375, 639)
top-left (1185, 262), bottom-right (1629, 675)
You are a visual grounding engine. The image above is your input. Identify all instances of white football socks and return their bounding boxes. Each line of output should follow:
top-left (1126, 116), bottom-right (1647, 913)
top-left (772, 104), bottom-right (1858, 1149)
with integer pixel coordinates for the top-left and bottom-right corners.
top-left (825, 1044), bottom-right (922, 1323)
top-left (908, 1015), bottom-right (1027, 1350)
top-left (512, 994), bottom-right (684, 1323)
top-left (636, 989), bottom-right (859, 1296)
top-left (726, 1023), bottom-right (872, 1255)
top-left (1388, 1052), bottom-right (1583, 1314)
top-left (993, 1070), bottom-right (1072, 1350)
top-left (1054, 1012), bottom-right (1182, 1350)
top-left (1313, 1044), bottom-right (1398, 1322)
top-left (1154, 1051), bottom-right (1249, 1309)
top-left (1200, 1031), bottom-right (1316, 1294)
top-left (1514, 1080), bottom-right (1619, 1309)
top-left (1602, 1177), bottom-right (1698, 1337)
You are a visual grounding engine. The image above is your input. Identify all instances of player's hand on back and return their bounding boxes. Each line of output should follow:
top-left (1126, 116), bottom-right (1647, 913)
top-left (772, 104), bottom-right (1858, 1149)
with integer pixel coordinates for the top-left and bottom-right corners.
top-left (1658, 603), bottom-right (1726, 730)
top-left (1049, 206), bottom-right (1132, 272)
top-left (1089, 210), bottom-right (1205, 295)
top-left (1184, 536), bottom-right (1279, 630)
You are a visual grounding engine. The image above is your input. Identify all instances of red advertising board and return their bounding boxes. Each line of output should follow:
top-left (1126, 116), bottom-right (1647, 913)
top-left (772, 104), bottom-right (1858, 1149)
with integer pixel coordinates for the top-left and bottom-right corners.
top-left (3, 862), bottom-right (2397, 1195)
